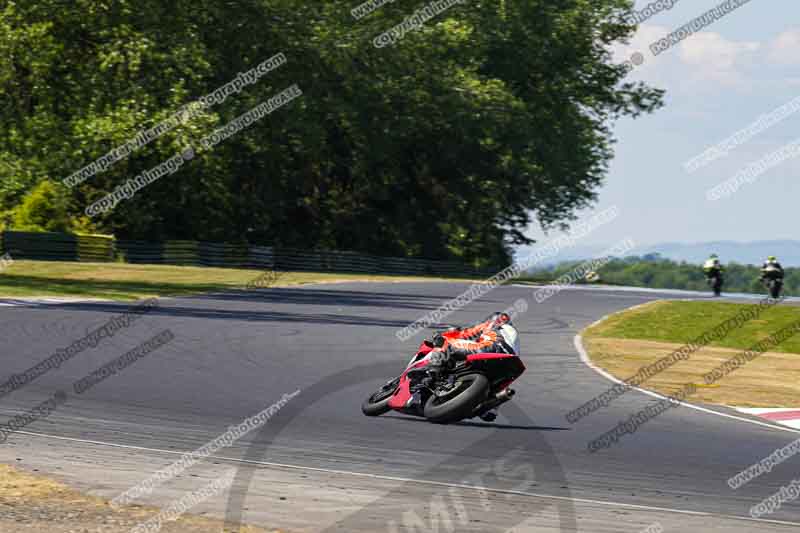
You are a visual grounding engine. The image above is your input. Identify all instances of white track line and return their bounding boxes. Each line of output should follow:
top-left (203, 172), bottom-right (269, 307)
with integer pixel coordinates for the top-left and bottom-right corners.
top-left (9, 429), bottom-right (800, 528)
top-left (573, 305), bottom-right (800, 436)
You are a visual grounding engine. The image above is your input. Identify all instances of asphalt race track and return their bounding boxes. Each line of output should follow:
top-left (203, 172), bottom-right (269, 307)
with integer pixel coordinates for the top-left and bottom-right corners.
top-left (2, 282), bottom-right (800, 532)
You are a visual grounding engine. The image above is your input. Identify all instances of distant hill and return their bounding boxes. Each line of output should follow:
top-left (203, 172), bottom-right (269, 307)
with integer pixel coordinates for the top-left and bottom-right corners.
top-left (644, 241), bottom-right (800, 268)
top-left (515, 240), bottom-right (800, 270)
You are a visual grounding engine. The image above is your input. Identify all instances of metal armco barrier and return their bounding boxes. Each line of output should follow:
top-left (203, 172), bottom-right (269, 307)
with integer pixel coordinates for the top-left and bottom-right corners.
top-left (0, 231), bottom-right (493, 277)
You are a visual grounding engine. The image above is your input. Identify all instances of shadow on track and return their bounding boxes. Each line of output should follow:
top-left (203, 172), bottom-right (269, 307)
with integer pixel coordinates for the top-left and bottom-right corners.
top-left (381, 414), bottom-right (571, 431)
top-left (4, 285), bottom-right (509, 328)
top-left (222, 361), bottom-right (578, 532)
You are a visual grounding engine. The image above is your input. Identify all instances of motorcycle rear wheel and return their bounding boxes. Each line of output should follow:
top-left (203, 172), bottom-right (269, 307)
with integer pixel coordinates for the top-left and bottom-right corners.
top-left (423, 373), bottom-right (489, 424)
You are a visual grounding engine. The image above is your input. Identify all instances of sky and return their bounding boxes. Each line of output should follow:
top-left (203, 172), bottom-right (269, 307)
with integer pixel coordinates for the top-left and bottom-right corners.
top-left (518, 0), bottom-right (800, 257)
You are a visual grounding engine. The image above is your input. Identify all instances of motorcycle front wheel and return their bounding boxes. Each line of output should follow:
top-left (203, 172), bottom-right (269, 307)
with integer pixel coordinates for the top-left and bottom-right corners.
top-left (423, 373), bottom-right (489, 424)
top-left (708, 275), bottom-right (722, 296)
top-left (770, 280), bottom-right (783, 299)
top-left (361, 378), bottom-right (399, 416)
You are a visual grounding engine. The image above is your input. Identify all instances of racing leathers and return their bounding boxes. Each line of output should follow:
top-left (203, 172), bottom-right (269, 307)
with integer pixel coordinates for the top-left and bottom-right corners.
top-left (761, 260), bottom-right (784, 281)
top-left (425, 314), bottom-right (520, 375)
top-left (703, 258), bottom-right (723, 278)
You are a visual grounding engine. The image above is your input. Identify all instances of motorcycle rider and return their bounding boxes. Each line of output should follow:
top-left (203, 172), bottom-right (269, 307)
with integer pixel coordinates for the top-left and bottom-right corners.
top-left (703, 254), bottom-right (723, 277)
top-left (703, 253), bottom-right (724, 295)
top-left (761, 255), bottom-right (784, 281)
top-left (417, 311), bottom-right (519, 421)
top-left (425, 311), bottom-right (519, 374)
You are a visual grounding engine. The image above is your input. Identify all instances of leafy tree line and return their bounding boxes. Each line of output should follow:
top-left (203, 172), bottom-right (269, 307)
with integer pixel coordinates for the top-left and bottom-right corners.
top-left (1, 0), bottom-right (661, 268)
top-left (535, 255), bottom-right (800, 297)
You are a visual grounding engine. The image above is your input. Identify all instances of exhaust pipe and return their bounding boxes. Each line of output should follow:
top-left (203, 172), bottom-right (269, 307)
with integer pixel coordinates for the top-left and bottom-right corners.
top-left (496, 388), bottom-right (515, 402)
top-left (473, 388), bottom-right (515, 418)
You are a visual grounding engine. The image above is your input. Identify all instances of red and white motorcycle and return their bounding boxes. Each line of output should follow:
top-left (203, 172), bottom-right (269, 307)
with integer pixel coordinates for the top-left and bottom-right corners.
top-left (361, 326), bottom-right (525, 424)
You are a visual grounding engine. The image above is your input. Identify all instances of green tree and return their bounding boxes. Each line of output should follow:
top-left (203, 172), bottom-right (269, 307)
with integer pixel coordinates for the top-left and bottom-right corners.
top-left (11, 180), bottom-right (72, 232)
top-left (1, 0), bottom-right (662, 267)
top-left (535, 255), bottom-right (800, 297)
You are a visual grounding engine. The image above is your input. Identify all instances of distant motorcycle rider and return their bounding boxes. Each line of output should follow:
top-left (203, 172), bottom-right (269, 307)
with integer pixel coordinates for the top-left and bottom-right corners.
top-left (703, 254), bottom-right (724, 296)
top-left (703, 254), bottom-right (723, 277)
top-left (761, 256), bottom-right (784, 281)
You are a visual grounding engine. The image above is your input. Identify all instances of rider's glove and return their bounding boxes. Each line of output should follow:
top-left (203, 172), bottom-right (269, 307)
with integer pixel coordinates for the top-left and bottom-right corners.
top-left (426, 351), bottom-right (448, 382)
top-left (429, 350), bottom-right (447, 365)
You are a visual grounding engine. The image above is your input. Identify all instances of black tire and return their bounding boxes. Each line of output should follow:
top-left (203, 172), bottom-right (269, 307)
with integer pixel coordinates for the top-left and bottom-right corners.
top-left (710, 275), bottom-right (722, 296)
top-left (770, 280), bottom-right (783, 299)
top-left (361, 379), bottom-right (399, 416)
top-left (423, 373), bottom-right (489, 424)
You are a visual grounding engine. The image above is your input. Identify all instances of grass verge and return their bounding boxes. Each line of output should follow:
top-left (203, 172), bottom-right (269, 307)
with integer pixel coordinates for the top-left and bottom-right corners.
top-left (0, 260), bottom-right (479, 301)
top-left (0, 464), bottom-right (272, 532)
top-left (583, 300), bottom-right (800, 407)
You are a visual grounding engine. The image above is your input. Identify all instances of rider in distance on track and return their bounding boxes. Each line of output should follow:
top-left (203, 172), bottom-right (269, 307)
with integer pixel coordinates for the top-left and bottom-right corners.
top-left (761, 256), bottom-right (784, 281)
top-left (703, 253), bottom-right (724, 278)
